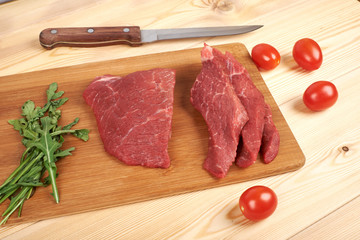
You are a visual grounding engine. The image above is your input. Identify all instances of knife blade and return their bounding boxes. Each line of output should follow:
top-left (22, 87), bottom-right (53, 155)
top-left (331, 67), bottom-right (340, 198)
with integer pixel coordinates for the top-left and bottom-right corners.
top-left (39, 25), bottom-right (262, 49)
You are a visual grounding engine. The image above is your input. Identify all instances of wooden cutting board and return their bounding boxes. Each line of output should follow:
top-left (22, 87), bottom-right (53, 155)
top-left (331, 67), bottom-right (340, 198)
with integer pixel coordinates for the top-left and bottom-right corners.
top-left (0, 43), bottom-right (305, 225)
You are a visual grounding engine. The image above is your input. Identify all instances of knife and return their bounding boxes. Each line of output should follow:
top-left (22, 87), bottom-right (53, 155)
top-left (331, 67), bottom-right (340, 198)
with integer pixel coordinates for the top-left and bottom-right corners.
top-left (39, 25), bottom-right (263, 49)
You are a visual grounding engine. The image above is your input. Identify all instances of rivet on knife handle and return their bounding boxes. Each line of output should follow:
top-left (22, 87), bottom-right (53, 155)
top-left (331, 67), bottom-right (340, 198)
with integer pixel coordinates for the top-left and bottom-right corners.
top-left (39, 26), bottom-right (142, 49)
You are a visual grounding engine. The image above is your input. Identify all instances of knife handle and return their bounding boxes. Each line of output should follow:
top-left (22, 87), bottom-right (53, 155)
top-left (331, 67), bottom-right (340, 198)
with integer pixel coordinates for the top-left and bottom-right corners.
top-left (39, 26), bottom-right (142, 49)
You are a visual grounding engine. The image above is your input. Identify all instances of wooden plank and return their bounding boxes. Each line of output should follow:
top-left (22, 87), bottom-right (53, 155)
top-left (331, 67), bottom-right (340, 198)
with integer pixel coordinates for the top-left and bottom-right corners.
top-left (0, 43), bottom-right (304, 225)
top-left (1, 0), bottom-right (360, 239)
top-left (290, 195), bottom-right (360, 239)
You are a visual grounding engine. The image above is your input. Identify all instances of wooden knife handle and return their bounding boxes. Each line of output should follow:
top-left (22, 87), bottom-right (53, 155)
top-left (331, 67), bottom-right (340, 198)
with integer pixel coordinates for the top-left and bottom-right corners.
top-left (39, 26), bottom-right (142, 49)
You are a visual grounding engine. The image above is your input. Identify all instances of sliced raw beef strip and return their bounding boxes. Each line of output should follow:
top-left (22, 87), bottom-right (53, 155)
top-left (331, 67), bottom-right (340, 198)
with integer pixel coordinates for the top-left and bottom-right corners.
top-left (190, 45), bottom-right (249, 178)
top-left (224, 52), bottom-right (266, 168)
top-left (261, 103), bottom-right (280, 163)
top-left (83, 68), bottom-right (176, 169)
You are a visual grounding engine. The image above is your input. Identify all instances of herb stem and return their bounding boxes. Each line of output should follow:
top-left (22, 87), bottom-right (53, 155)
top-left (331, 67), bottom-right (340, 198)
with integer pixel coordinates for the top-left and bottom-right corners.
top-left (12, 152), bottom-right (44, 185)
top-left (0, 198), bottom-right (25, 225)
top-left (0, 82), bottom-right (89, 224)
top-left (50, 130), bottom-right (75, 136)
top-left (0, 185), bottom-right (19, 204)
top-left (0, 154), bottom-right (33, 190)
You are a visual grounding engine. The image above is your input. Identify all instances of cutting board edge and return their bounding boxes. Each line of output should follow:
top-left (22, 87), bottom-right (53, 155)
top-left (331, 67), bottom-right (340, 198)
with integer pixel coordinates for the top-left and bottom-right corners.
top-left (2, 154), bottom-right (305, 226)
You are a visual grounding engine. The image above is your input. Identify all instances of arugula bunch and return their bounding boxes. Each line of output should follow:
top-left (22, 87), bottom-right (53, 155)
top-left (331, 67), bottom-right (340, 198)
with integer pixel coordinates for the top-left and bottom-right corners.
top-left (0, 83), bottom-right (89, 225)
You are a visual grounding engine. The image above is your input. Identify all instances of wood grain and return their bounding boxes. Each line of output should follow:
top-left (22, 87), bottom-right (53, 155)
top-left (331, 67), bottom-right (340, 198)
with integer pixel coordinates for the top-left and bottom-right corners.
top-left (0, 43), bottom-right (304, 225)
top-left (0, 0), bottom-right (360, 239)
top-left (289, 195), bottom-right (360, 239)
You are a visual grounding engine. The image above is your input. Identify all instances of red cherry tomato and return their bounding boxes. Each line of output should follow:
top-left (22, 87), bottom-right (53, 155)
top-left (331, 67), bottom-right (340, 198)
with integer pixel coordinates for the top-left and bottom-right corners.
top-left (239, 186), bottom-right (277, 221)
top-left (293, 38), bottom-right (323, 70)
top-left (303, 81), bottom-right (338, 111)
top-left (251, 43), bottom-right (281, 71)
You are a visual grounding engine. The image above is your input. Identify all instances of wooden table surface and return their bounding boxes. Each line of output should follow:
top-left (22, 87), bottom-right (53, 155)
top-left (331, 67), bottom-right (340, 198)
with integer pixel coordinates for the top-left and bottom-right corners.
top-left (0, 0), bottom-right (359, 239)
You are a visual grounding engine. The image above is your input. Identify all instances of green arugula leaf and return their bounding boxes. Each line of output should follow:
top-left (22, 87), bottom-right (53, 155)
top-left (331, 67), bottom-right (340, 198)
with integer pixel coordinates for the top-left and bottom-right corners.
top-left (63, 117), bottom-right (79, 130)
top-left (23, 129), bottom-right (38, 140)
top-left (51, 98), bottom-right (68, 111)
top-left (21, 100), bottom-right (44, 121)
top-left (1, 82), bottom-right (90, 225)
top-left (54, 147), bottom-right (75, 159)
top-left (21, 100), bottom-right (35, 120)
top-left (8, 118), bottom-right (27, 135)
top-left (46, 82), bottom-right (58, 101)
top-left (72, 129), bottom-right (90, 141)
top-left (29, 117), bottom-right (62, 203)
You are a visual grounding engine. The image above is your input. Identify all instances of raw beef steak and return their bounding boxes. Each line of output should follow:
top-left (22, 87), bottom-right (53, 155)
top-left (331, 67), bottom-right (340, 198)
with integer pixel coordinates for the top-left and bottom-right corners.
top-left (190, 45), bottom-right (249, 178)
top-left (261, 103), bottom-right (280, 163)
top-left (196, 44), bottom-right (279, 171)
top-left (224, 52), bottom-right (266, 168)
top-left (83, 68), bottom-right (176, 168)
